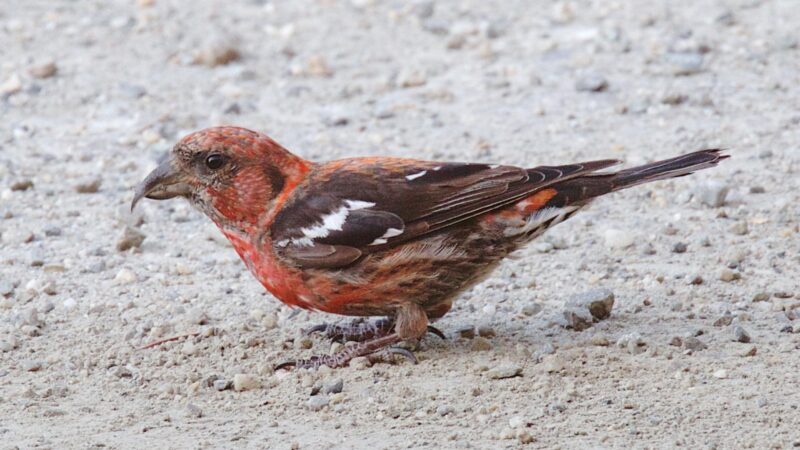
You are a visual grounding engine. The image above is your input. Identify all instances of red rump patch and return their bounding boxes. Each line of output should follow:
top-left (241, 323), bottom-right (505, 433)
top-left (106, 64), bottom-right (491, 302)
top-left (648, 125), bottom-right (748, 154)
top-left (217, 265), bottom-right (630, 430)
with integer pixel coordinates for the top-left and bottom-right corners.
top-left (483, 188), bottom-right (558, 222)
top-left (516, 188), bottom-right (558, 215)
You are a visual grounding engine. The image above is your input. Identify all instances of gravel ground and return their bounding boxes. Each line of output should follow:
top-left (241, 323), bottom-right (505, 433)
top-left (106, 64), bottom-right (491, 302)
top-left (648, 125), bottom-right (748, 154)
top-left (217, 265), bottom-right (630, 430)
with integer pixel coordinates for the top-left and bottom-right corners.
top-left (2, 0), bottom-right (800, 448)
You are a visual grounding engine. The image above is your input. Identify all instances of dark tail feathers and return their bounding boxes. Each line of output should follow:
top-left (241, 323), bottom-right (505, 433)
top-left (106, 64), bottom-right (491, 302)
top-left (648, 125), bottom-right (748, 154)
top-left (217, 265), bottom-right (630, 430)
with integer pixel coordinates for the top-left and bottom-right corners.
top-left (611, 149), bottom-right (729, 189)
top-left (544, 149), bottom-right (728, 208)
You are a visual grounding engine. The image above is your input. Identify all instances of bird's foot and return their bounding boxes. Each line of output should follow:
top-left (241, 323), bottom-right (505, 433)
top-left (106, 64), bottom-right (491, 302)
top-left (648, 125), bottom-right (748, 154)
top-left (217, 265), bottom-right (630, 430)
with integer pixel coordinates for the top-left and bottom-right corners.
top-left (304, 317), bottom-right (394, 343)
top-left (305, 318), bottom-right (446, 342)
top-left (276, 333), bottom-right (417, 370)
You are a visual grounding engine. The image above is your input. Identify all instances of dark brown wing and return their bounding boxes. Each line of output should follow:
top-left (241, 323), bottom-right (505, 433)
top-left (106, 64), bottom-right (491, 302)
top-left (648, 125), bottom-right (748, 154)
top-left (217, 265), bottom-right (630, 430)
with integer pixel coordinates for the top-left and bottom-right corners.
top-left (270, 157), bottom-right (620, 269)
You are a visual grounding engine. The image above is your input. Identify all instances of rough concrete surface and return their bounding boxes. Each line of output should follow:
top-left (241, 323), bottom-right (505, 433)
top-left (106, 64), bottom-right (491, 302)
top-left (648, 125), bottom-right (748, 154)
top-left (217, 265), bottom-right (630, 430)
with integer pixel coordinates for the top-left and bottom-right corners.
top-left (2, 0), bottom-right (799, 448)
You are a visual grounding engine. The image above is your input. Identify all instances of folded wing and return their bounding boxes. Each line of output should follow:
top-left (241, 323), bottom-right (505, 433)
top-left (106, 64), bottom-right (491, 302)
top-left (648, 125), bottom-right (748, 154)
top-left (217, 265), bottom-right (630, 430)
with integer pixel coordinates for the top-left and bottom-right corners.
top-left (271, 157), bottom-right (620, 269)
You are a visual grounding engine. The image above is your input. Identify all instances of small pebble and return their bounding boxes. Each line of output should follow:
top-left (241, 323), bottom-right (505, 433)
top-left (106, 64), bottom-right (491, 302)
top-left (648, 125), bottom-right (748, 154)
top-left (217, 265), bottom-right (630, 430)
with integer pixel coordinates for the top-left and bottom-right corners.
top-left (521, 303), bottom-right (543, 316)
top-left (113, 268), bottom-right (138, 285)
top-left (213, 379), bottom-right (231, 391)
top-left (29, 61), bottom-right (57, 79)
top-left (0, 336), bottom-right (19, 352)
top-left (712, 369), bottom-right (728, 379)
top-left (116, 227), bottom-right (145, 251)
top-left (575, 74), bottom-right (608, 92)
top-left (541, 354), bottom-right (564, 373)
top-left (694, 181), bottom-right (728, 207)
top-left (436, 404), bottom-right (454, 416)
top-left (175, 262), bottom-right (194, 276)
top-left (185, 309), bottom-right (208, 325)
top-left (509, 416), bottom-right (525, 428)
top-left (666, 52), bottom-right (704, 76)
top-left (262, 313), bottom-right (278, 330)
top-left (349, 357), bottom-right (371, 370)
top-left (604, 229), bottom-right (634, 249)
top-left (23, 360), bottom-right (43, 372)
top-left (194, 43), bottom-right (241, 67)
top-left (477, 325), bottom-right (496, 338)
top-left (75, 178), bottom-right (101, 193)
top-left (517, 430), bottom-right (535, 444)
top-left (185, 403), bottom-right (203, 418)
top-left (11, 180), bottom-right (34, 191)
top-left (731, 221), bottom-right (749, 235)
top-left (682, 336), bottom-right (707, 351)
top-left (181, 342), bottom-right (198, 356)
top-left (563, 307), bottom-right (593, 331)
top-left (470, 337), bottom-right (493, 351)
top-left (733, 326), bottom-right (751, 343)
top-left (719, 269), bottom-right (740, 282)
top-left (306, 55), bottom-right (333, 77)
top-left (307, 395), bottom-right (329, 411)
top-left (42, 281), bottom-right (57, 295)
top-left (0, 281), bottom-right (13, 296)
top-left (672, 242), bottom-right (688, 254)
top-left (323, 378), bottom-right (344, 395)
top-left (742, 346), bottom-right (758, 357)
top-left (397, 68), bottom-right (427, 88)
top-left (487, 363), bottom-right (522, 379)
top-left (713, 314), bottom-right (733, 327)
top-left (662, 93), bottom-right (688, 105)
top-left (232, 374), bottom-right (260, 392)
top-left (43, 225), bottom-right (62, 237)
top-left (320, 107), bottom-right (351, 127)
top-left (0, 74), bottom-right (23, 95)
top-left (616, 333), bottom-right (646, 355)
top-left (110, 366), bottom-right (132, 378)
top-left (568, 288), bottom-right (615, 320)
top-left (458, 326), bottom-right (476, 339)
top-left (20, 307), bottom-right (43, 327)
top-left (63, 297), bottom-right (78, 310)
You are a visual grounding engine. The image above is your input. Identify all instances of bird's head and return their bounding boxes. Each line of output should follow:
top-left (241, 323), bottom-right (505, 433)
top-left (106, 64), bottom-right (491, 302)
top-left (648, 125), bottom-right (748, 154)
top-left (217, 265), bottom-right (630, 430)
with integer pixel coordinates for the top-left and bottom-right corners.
top-left (132, 126), bottom-right (310, 232)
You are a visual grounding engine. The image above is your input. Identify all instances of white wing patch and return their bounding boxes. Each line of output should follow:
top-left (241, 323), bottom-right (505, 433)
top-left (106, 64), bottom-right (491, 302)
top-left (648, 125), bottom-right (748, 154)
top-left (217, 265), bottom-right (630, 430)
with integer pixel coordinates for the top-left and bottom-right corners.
top-left (368, 226), bottom-right (404, 246)
top-left (276, 199), bottom-right (376, 247)
top-left (344, 200), bottom-right (376, 210)
top-left (405, 170), bottom-right (427, 181)
top-left (503, 206), bottom-right (579, 237)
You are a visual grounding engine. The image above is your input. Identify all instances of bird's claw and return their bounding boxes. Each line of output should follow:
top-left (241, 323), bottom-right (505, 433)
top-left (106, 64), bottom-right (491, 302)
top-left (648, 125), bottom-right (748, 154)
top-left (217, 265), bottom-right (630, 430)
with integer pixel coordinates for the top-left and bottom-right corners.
top-left (370, 346), bottom-right (419, 365)
top-left (274, 360), bottom-right (296, 371)
top-left (426, 325), bottom-right (446, 340)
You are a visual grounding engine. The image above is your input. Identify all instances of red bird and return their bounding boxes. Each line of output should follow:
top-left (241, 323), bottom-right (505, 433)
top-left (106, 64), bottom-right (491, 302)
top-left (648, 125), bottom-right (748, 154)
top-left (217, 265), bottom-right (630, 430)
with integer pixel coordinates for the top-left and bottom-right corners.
top-left (132, 126), bottom-right (727, 369)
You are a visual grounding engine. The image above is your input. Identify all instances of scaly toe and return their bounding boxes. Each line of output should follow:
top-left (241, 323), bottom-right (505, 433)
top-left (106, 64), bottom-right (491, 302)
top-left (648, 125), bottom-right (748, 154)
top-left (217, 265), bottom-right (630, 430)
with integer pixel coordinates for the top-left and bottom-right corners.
top-left (303, 323), bottom-right (331, 336)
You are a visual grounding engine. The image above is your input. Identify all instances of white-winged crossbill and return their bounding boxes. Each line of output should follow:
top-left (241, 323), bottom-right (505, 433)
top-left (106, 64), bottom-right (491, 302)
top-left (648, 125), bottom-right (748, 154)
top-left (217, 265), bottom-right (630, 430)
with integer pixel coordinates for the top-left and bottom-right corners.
top-left (132, 126), bottom-right (727, 369)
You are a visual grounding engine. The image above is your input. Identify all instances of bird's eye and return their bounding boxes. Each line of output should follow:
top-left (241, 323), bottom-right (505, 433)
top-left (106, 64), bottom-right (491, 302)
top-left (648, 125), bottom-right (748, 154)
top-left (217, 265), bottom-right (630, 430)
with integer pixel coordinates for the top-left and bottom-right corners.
top-left (205, 154), bottom-right (225, 170)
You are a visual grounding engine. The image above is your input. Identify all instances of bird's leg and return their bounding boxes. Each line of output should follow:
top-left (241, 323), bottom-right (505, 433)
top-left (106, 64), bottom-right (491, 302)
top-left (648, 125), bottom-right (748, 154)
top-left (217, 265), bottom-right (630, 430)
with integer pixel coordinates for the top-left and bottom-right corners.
top-left (276, 332), bottom-right (416, 370)
top-left (304, 317), bottom-right (395, 343)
